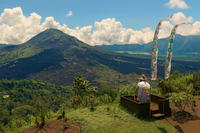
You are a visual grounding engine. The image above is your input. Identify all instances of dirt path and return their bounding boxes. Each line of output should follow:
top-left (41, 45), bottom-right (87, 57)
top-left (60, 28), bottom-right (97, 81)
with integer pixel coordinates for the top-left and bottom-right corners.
top-left (16, 120), bottom-right (82, 133)
top-left (161, 97), bottom-right (200, 133)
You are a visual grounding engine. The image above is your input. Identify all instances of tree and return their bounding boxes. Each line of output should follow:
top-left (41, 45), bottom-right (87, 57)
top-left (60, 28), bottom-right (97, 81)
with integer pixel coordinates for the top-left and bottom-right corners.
top-left (33, 102), bottom-right (47, 128)
top-left (71, 95), bottom-right (82, 108)
top-left (87, 87), bottom-right (97, 111)
top-left (73, 74), bottom-right (89, 96)
top-left (33, 102), bottom-right (40, 127)
top-left (39, 107), bottom-right (46, 128)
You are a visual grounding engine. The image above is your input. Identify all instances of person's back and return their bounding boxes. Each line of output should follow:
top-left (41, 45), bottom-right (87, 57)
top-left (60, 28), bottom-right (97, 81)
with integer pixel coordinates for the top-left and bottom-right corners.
top-left (137, 75), bottom-right (151, 103)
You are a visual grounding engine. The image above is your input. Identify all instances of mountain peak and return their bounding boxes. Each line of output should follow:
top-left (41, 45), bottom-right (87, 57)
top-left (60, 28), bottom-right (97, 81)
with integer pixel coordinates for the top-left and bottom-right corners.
top-left (41, 28), bottom-right (67, 36)
top-left (26, 28), bottom-right (81, 46)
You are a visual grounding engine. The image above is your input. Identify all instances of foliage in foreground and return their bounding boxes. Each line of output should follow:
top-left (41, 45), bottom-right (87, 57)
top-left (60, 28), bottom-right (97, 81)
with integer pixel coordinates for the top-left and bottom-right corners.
top-left (158, 71), bottom-right (198, 112)
top-left (2, 72), bottom-right (197, 132)
top-left (169, 92), bottom-right (194, 112)
top-left (0, 79), bottom-right (72, 132)
top-left (0, 75), bottom-right (138, 132)
top-left (158, 71), bottom-right (194, 95)
top-left (71, 74), bottom-right (139, 110)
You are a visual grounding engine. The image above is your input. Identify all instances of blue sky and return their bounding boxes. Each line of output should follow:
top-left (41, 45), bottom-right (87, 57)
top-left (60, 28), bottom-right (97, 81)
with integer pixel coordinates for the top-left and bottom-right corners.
top-left (0, 0), bottom-right (196, 29)
top-left (0, 0), bottom-right (199, 45)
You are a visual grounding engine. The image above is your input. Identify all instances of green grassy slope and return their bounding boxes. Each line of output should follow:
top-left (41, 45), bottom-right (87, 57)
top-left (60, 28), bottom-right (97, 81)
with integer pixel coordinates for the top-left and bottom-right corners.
top-left (67, 104), bottom-right (176, 133)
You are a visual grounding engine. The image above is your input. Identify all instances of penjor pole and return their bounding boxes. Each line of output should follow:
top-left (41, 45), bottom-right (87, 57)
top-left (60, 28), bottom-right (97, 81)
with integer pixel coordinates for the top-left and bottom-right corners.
top-left (151, 15), bottom-right (172, 80)
top-left (164, 23), bottom-right (189, 79)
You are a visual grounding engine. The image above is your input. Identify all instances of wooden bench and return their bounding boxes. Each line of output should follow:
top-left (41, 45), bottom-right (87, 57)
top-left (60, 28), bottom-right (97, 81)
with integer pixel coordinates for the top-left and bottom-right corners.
top-left (120, 94), bottom-right (171, 118)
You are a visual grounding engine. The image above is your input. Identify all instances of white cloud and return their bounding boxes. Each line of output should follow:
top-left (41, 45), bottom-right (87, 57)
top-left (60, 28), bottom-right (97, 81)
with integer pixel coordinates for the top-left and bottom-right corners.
top-left (0, 7), bottom-right (42, 44)
top-left (159, 12), bottom-right (198, 37)
top-left (0, 7), bottom-right (200, 45)
top-left (89, 18), bottom-right (154, 45)
top-left (66, 10), bottom-right (72, 17)
top-left (0, 7), bottom-right (25, 25)
top-left (171, 12), bottom-right (192, 24)
top-left (166, 0), bottom-right (189, 9)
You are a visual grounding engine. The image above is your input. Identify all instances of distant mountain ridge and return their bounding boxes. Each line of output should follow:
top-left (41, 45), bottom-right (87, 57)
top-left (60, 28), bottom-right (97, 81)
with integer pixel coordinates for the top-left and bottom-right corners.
top-left (0, 44), bottom-right (14, 47)
top-left (0, 29), bottom-right (199, 86)
top-left (97, 34), bottom-right (200, 58)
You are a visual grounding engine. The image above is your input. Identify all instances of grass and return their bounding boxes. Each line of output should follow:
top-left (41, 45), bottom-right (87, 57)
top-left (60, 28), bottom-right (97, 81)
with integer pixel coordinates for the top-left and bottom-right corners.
top-left (2, 110), bottom-right (58, 133)
top-left (8, 103), bottom-right (176, 133)
top-left (67, 104), bottom-right (176, 133)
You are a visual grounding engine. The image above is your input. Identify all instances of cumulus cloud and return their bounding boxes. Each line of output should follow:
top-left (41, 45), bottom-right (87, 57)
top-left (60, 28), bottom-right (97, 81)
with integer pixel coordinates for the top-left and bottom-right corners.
top-left (0, 7), bottom-right (42, 44)
top-left (166, 0), bottom-right (189, 9)
top-left (171, 12), bottom-right (192, 24)
top-left (66, 10), bottom-right (72, 17)
top-left (0, 7), bottom-right (200, 45)
top-left (89, 18), bottom-right (154, 45)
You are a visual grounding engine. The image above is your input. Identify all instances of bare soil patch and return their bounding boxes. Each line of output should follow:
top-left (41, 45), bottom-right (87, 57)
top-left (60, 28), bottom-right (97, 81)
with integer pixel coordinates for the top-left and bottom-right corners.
top-left (16, 119), bottom-right (82, 133)
top-left (161, 97), bottom-right (200, 133)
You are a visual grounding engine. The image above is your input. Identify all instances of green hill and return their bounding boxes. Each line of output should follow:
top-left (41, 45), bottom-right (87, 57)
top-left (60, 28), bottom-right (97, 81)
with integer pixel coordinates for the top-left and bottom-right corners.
top-left (0, 29), bottom-right (199, 86)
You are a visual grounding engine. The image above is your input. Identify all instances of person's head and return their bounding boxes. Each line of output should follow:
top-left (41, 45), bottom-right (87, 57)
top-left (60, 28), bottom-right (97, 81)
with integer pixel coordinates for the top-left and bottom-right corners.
top-left (138, 74), bottom-right (147, 81)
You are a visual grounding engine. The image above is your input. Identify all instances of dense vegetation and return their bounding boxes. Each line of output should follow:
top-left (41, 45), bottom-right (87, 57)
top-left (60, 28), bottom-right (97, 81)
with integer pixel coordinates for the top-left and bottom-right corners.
top-left (0, 75), bottom-right (137, 132)
top-left (0, 79), bottom-right (72, 132)
top-left (158, 71), bottom-right (200, 112)
top-left (1, 71), bottom-right (200, 132)
top-left (158, 71), bottom-right (198, 95)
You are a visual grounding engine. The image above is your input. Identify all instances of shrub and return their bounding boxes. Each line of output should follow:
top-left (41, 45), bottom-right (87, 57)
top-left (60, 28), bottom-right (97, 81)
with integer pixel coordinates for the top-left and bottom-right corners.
top-left (40, 107), bottom-right (46, 128)
top-left (88, 95), bottom-right (98, 111)
top-left (158, 71), bottom-right (194, 96)
top-left (33, 102), bottom-right (47, 128)
top-left (193, 72), bottom-right (200, 92)
top-left (14, 120), bottom-right (26, 128)
top-left (95, 87), bottom-right (118, 102)
top-left (13, 105), bottom-right (33, 119)
top-left (169, 92), bottom-right (194, 112)
top-left (71, 95), bottom-right (82, 108)
top-left (81, 96), bottom-right (90, 107)
top-left (0, 124), bottom-right (5, 133)
top-left (119, 83), bottom-right (138, 96)
top-left (98, 94), bottom-right (112, 104)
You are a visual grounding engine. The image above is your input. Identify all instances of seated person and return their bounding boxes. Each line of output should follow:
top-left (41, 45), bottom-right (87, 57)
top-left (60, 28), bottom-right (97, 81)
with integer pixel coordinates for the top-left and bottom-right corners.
top-left (137, 74), bottom-right (151, 103)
